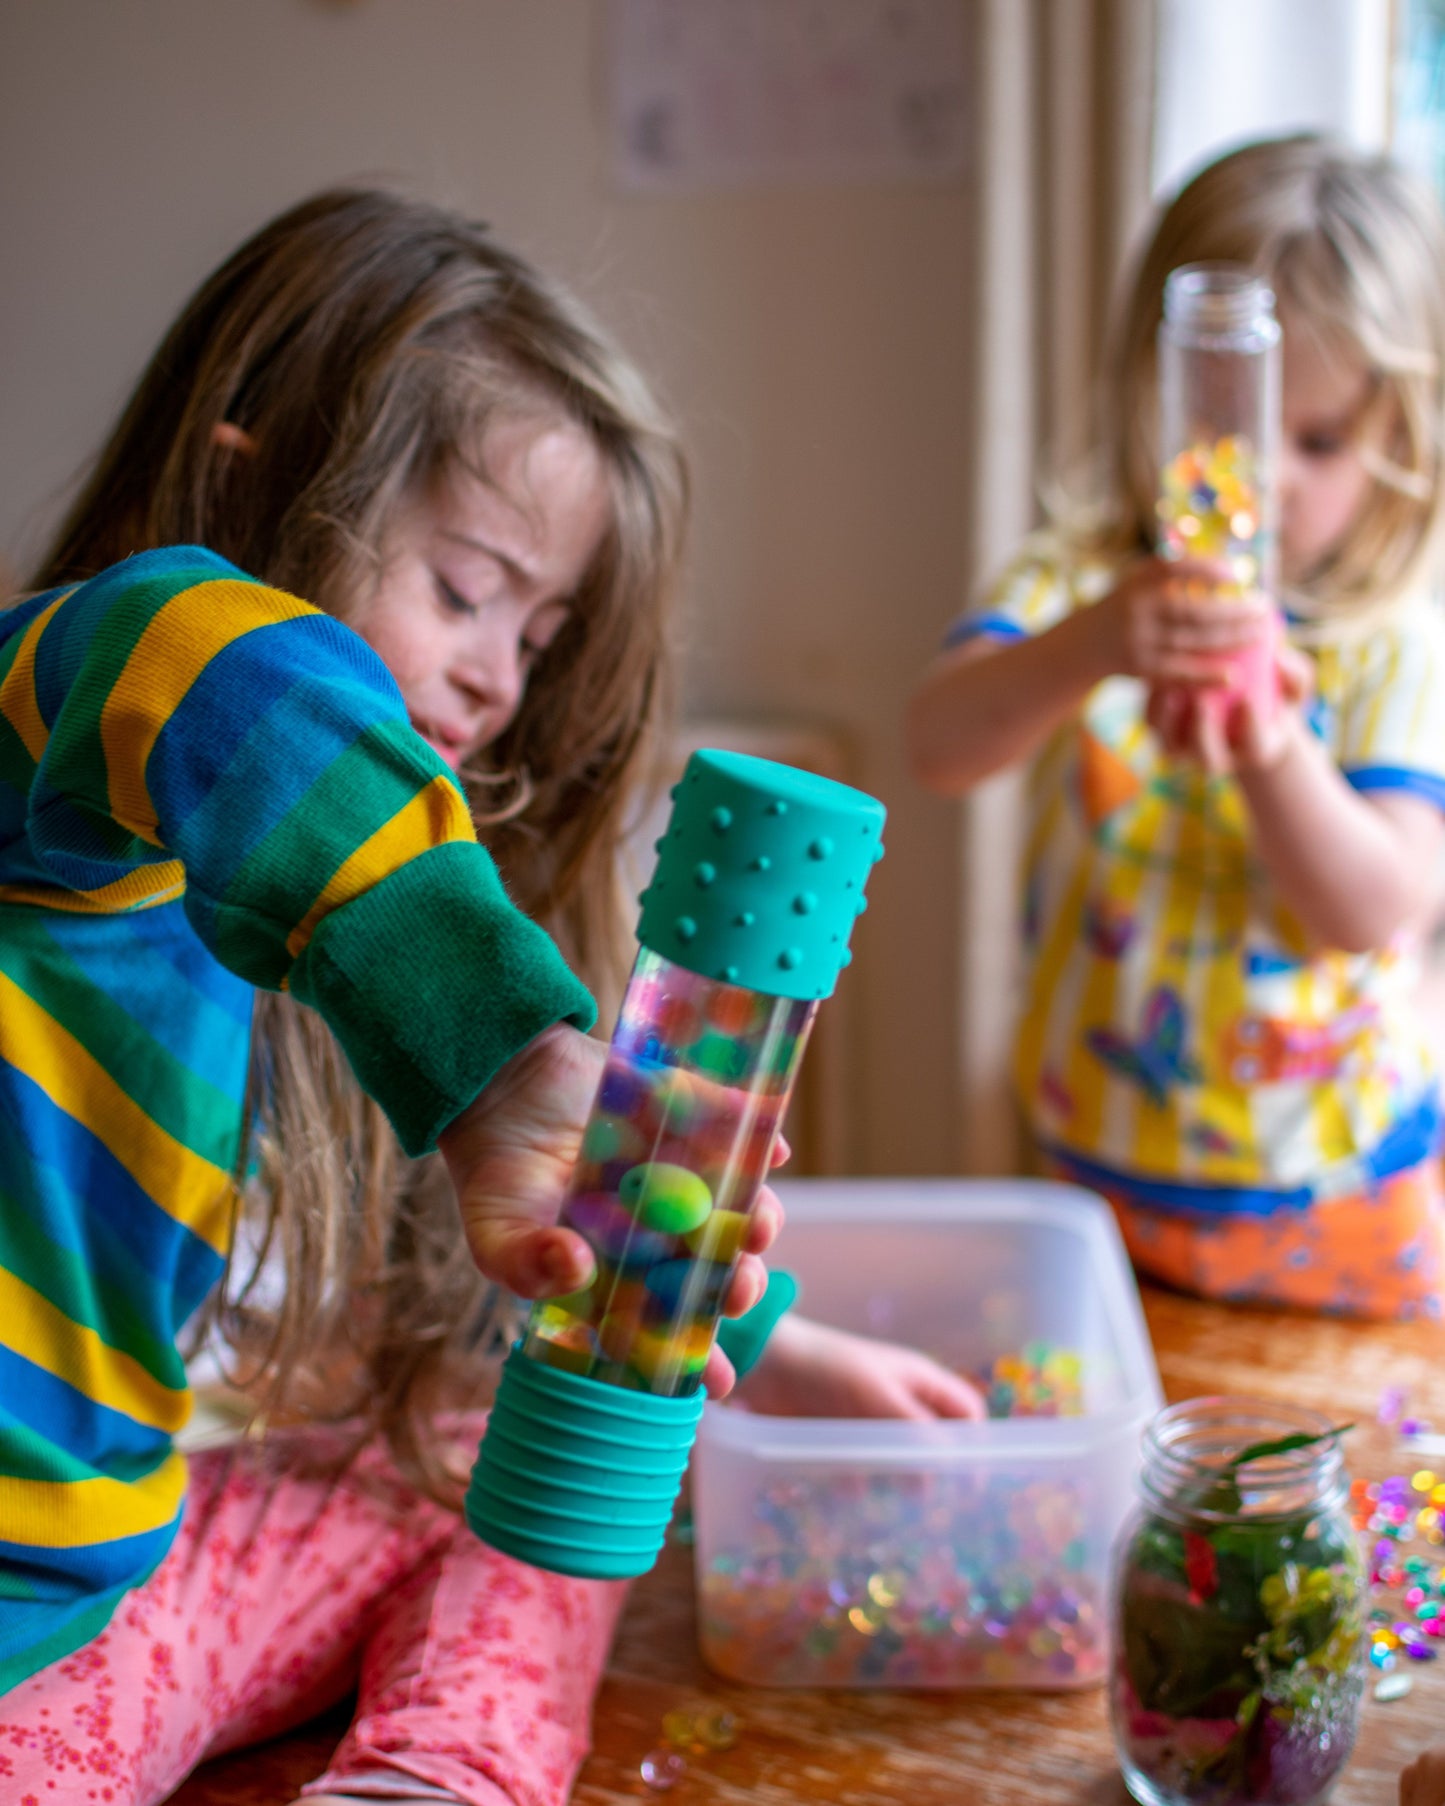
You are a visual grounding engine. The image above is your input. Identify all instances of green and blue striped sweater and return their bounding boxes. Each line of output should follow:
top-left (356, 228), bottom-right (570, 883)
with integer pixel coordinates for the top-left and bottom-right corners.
top-left (0, 546), bottom-right (594, 1694)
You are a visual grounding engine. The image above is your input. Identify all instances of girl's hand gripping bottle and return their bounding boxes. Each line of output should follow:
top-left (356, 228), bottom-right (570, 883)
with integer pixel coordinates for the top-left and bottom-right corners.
top-left (1157, 261), bottom-right (1284, 731)
top-left (465, 747), bottom-right (885, 1578)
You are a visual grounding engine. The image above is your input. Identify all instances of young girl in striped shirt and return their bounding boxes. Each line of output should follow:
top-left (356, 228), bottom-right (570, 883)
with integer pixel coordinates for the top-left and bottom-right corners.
top-left (910, 136), bottom-right (1445, 1321)
top-left (0, 187), bottom-right (979, 1806)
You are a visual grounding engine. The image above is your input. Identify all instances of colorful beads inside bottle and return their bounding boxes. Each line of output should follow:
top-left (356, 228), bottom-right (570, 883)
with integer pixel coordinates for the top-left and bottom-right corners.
top-left (1157, 433), bottom-right (1268, 587)
top-left (522, 949), bottom-right (816, 1396)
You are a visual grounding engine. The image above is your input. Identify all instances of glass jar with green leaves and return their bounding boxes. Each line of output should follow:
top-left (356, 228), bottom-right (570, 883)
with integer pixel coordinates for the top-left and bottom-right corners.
top-left (1110, 1396), bottom-right (1365, 1806)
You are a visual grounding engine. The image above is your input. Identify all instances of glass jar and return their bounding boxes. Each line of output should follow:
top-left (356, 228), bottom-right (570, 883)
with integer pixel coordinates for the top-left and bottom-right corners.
top-left (1110, 1397), bottom-right (1365, 1806)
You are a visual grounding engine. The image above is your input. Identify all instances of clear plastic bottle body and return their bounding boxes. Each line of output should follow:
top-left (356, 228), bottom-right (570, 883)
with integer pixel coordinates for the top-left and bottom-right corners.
top-left (1109, 1397), bottom-right (1365, 1806)
top-left (521, 947), bottom-right (816, 1397)
top-left (1157, 263), bottom-right (1282, 592)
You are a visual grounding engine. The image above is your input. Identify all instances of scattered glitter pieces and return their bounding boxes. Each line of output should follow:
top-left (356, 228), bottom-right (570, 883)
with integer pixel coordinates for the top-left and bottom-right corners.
top-left (661, 1708), bottom-right (697, 1750)
top-left (661, 1703), bottom-right (740, 1755)
top-left (1374, 1672), bottom-right (1414, 1702)
top-left (640, 1748), bottom-right (687, 1792)
top-left (1354, 1394), bottom-right (1445, 1676)
top-left (693, 1705), bottom-right (739, 1752)
top-left (647, 1701), bottom-right (740, 1791)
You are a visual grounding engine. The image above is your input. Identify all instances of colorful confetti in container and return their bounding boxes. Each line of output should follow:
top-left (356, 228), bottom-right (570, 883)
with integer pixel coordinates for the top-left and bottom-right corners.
top-left (696, 1345), bottom-right (1107, 1689)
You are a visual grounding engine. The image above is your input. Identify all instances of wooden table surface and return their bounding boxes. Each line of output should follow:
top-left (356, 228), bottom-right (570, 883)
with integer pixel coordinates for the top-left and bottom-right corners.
top-left (168, 1287), bottom-right (1445, 1805)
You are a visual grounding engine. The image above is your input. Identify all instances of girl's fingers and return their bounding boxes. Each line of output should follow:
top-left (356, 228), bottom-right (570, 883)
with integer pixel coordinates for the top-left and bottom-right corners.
top-left (745, 1185), bottom-right (783, 1254)
top-left (462, 1220), bottom-right (596, 1300)
top-left (1150, 656), bottom-right (1235, 687)
top-left (1276, 643), bottom-right (1315, 703)
top-left (702, 1342), bottom-right (738, 1399)
top-left (1195, 698), bottom-right (1231, 775)
top-left (723, 1251), bottom-right (768, 1319)
top-left (911, 1365), bottom-right (988, 1420)
top-left (1157, 601), bottom-right (1271, 648)
top-left (1147, 684), bottom-right (1191, 755)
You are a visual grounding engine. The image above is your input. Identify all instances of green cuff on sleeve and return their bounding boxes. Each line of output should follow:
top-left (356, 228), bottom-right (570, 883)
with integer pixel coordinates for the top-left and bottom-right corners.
top-left (715, 1269), bottom-right (798, 1380)
top-left (289, 840), bottom-right (596, 1157)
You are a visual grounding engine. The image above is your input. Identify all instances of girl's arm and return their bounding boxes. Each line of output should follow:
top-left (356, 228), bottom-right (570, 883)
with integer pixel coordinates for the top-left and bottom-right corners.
top-left (1154, 634), bottom-right (1445, 952)
top-left (5, 553), bottom-right (615, 1293)
top-left (908, 611), bottom-right (1114, 795)
top-left (12, 551), bottom-right (786, 1346)
top-left (907, 554), bottom-right (1272, 796)
top-left (1234, 709), bottom-right (1444, 952)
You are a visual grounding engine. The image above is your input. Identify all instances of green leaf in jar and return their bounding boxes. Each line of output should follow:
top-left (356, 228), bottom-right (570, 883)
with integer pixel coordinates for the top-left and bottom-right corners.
top-left (1173, 1423), bottom-right (1353, 1520)
top-left (1228, 1424), bottom-right (1354, 1469)
top-left (1119, 1569), bottom-right (1262, 1718)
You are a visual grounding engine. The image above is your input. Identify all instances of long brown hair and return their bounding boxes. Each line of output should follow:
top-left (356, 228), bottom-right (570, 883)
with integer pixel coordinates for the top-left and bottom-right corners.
top-left (30, 187), bottom-right (688, 1497)
top-left (1080, 136), bottom-right (1445, 624)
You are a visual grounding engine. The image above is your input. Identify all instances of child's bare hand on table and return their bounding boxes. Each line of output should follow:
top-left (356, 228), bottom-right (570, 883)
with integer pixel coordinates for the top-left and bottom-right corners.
top-left (735, 1312), bottom-right (986, 1420)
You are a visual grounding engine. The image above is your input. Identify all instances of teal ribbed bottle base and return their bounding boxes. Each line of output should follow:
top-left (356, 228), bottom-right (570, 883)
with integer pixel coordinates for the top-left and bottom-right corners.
top-left (466, 1346), bottom-right (704, 1579)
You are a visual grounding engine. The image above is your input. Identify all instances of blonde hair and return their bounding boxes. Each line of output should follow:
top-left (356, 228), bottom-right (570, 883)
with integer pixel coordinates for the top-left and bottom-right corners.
top-left (31, 187), bottom-right (688, 1497)
top-left (1087, 135), bottom-right (1445, 624)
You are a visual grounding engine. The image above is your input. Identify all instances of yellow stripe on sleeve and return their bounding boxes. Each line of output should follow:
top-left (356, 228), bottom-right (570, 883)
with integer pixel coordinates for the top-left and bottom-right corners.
top-left (0, 862), bottom-right (186, 915)
top-left (0, 594), bottom-right (69, 762)
top-left (100, 580), bottom-right (318, 844)
top-left (0, 1267), bottom-right (189, 1434)
top-left (284, 773), bottom-right (476, 962)
top-left (0, 971), bottom-right (233, 1256)
top-left (0, 1450), bottom-right (187, 1550)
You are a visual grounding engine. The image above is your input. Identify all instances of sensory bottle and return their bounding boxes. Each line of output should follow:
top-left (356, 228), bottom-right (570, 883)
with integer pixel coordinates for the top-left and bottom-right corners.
top-left (465, 748), bottom-right (886, 1579)
top-left (1156, 262), bottom-right (1283, 726)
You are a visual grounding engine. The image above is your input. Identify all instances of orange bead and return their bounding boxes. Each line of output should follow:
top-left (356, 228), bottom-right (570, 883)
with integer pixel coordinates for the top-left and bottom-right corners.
top-left (705, 986), bottom-right (763, 1036)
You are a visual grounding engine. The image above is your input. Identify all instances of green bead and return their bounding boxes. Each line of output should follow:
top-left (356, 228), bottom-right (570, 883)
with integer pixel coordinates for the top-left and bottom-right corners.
top-left (619, 1162), bottom-right (714, 1235)
top-left (692, 1031), bottom-right (747, 1080)
top-left (581, 1117), bottom-right (626, 1162)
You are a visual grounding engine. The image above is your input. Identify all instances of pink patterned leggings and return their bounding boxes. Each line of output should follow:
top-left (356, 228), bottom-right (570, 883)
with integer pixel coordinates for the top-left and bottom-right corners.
top-left (0, 1418), bottom-right (627, 1806)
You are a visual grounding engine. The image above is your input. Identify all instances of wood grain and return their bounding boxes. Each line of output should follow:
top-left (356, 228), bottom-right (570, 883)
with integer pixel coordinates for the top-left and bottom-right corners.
top-left (164, 1288), bottom-right (1445, 1804)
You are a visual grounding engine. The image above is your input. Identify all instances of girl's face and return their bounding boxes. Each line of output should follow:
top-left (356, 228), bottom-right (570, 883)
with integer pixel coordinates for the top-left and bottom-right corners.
top-left (1277, 318), bottom-right (1383, 585)
top-left (352, 414), bottom-right (611, 770)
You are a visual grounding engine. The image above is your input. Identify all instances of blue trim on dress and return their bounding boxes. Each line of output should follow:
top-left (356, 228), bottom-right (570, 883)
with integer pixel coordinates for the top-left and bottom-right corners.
top-left (1344, 765), bottom-right (1445, 813)
top-left (1042, 1092), bottom-right (1443, 1218)
top-left (940, 615), bottom-right (1027, 651)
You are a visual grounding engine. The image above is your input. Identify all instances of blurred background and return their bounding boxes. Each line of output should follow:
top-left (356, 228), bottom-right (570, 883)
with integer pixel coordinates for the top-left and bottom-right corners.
top-left (0, 0), bottom-right (1435, 1180)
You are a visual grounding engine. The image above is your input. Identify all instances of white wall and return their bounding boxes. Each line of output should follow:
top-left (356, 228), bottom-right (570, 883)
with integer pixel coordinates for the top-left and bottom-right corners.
top-left (1153, 0), bottom-right (1390, 197)
top-left (0, 0), bottom-right (977, 1175)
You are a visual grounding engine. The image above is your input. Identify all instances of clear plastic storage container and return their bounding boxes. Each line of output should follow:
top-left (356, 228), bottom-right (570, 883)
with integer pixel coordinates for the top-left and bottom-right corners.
top-left (691, 1178), bottom-right (1163, 1690)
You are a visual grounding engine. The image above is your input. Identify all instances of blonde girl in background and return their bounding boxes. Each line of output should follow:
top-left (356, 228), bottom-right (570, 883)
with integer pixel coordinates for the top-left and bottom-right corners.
top-left (0, 188), bottom-right (978, 1806)
top-left (909, 135), bottom-right (1445, 1321)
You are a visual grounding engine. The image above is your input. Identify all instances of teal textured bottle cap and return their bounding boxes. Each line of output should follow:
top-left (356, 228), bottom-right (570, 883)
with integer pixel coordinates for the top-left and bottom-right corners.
top-left (465, 1347), bottom-right (704, 1579)
top-left (637, 749), bottom-right (886, 999)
